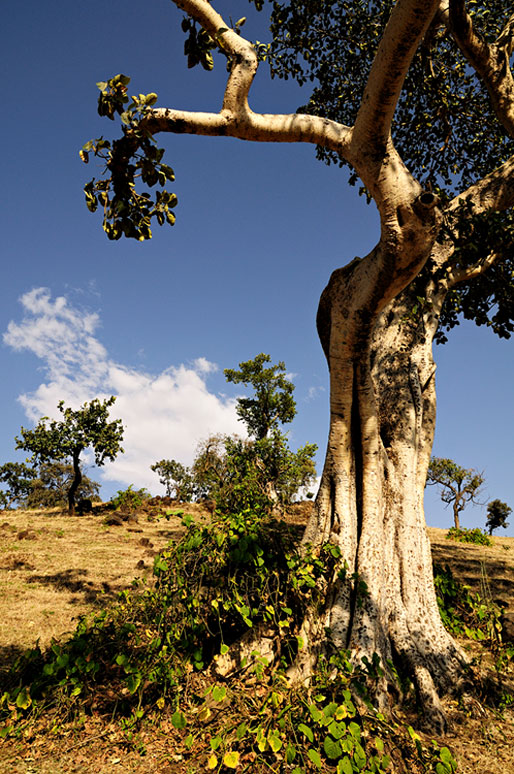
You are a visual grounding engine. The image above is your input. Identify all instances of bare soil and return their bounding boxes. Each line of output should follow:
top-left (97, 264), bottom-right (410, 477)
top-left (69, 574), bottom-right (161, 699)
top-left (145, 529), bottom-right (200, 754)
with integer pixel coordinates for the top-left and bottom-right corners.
top-left (0, 503), bottom-right (513, 772)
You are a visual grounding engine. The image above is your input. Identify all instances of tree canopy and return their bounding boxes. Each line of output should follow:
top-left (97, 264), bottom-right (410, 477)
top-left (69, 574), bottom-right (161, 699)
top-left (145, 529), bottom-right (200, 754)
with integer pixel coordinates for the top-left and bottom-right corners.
top-left (485, 498), bottom-right (512, 534)
top-left (426, 456), bottom-right (485, 529)
top-left (16, 397), bottom-right (124, 514)
top-left (224, 353), bottom-right (296, 440)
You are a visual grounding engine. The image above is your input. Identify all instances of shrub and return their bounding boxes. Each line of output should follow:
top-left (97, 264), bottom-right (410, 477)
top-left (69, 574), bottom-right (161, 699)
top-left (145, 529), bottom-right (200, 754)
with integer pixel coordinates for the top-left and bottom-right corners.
top-left (446, 526), bottom-right (492, 546)
top-left (109, 485), bottom-right (150, 511)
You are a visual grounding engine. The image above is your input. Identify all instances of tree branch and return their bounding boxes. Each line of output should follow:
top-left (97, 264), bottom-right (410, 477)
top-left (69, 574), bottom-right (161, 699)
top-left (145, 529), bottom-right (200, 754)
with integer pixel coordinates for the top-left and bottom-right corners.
top-left (447, 154), bottom-right (514, 216)
top-left (352, 0), bottom-right (440, 152)
top-left (144, 107), bottom-right (351, 149)
top-left (447, 248), bottom-right (501, 287)
top-left (142, 1), bottom-right (352, 154)
top-left (443, 0), bottom-right (514, 137)
top-left (497, 12), bottom-right (514, 57)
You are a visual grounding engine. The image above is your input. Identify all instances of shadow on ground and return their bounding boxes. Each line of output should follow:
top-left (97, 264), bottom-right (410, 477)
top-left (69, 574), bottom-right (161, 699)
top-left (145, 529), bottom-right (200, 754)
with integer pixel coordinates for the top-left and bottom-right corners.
top-left (27, 568), bottom-right (121, 605)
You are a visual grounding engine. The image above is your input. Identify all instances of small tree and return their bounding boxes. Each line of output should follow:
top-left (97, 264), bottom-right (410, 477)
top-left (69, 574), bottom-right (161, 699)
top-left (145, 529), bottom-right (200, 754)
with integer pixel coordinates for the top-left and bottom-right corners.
top-left (150, 459), bottom-right (195, 501)
top-left (224, 354), bottom-right (296, 441)
top-left (0, 462), bottom-right (36, 508)
top-left (485, 499), bottom-right (512, 535)
top-left (426, 457), bottom-right (485, 530)
top-left (192, 434), bottom-right (231, 500)
top-left (25, 462), bottom-right (100, 510)
top-left (16, 397), bottom-right (124, 515)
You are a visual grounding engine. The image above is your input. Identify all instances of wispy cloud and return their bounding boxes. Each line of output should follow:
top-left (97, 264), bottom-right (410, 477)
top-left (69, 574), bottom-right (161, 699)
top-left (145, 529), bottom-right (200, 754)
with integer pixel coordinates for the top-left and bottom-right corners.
top-left (4, 288), bottom-right (242, 494)
top-left (305, 385), bottom-right (325, 401)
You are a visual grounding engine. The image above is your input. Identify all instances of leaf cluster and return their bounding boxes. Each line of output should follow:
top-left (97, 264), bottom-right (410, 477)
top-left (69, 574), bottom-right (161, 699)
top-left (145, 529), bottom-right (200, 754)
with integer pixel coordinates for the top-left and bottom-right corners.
top-left (0, 462), bottom-right (36, 509)
top-left (109, 485), bottom-right (150, 511)
top-left (224, 353), bottom-right (296, 440)
top-left (445, 526), bottom-right (492, 547)
top-left (82, 74), bottom-right (177, 241)
top-left (436, 204), bottom-right (514, 343)
top-left (181, 16), bottom-right (216, 71)
top-left (266, 1), bottom-right (513, 195)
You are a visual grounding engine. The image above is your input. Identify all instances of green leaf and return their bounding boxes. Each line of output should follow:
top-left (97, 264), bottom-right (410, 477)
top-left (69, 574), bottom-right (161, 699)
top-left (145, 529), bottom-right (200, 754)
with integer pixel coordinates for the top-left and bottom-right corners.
top-left (337, 757), bottom-right (353, 774)
top-left (171, 711), bottom-right (186, 729)
top-left (307, 748), bottom-right (322, 768)
top-left (328, 720), bottom-right (346, 740)
top-left (324, 735), bottom-right (343, 759)
top-left (298, 723), bottom-right (314, 742)
top-left (211, 685), bottom-right (227, 703)
top-left (268, 730), bottom-right (283, 752)
top-left (285, 744), bottom-right (296, 763)
top-left (126, 673), bottom-right (141, 694)
top-left (15, 687), bottom-right (32, 710)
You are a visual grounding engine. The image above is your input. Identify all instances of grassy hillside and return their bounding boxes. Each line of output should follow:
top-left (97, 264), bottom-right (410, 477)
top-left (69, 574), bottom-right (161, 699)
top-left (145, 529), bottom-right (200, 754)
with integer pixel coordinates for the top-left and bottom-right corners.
top-left (0, 503), bottom-right (513, 773)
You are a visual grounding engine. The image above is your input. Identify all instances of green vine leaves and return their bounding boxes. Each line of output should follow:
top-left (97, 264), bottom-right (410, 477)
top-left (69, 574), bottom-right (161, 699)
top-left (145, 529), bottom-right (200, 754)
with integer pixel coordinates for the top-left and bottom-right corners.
top-left (80, 74), bottom-right (177, 241)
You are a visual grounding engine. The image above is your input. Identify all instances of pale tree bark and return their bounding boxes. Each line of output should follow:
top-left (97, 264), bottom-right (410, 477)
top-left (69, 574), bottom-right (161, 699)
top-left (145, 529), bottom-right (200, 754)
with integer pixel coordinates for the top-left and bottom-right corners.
top-left (114, 0), bottom-right (514, 730)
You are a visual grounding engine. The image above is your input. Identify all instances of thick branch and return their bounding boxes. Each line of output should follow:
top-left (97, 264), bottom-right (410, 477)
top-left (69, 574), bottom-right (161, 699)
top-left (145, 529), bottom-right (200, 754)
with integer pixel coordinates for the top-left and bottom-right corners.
top-left (151, 1), bottom-right (352, 153)
top-left (175, 0), bottom-right (258, 115)
top-left (448, 154), bottom-right (514, 216)
top-left (443, 0), bottom-right (514, 137)
top-left (352, 0), bottom-right (440, 151)
top-left (497, 12), bottom-right (514, 57)
top-left (144, 107), bottom-right (351, 150)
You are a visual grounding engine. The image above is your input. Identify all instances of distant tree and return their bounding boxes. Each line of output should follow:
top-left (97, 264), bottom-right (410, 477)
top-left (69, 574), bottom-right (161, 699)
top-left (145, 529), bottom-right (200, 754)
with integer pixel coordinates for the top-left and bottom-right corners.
top-left (485, 499), bottom-right (512, 535)
top-left (16, 397), bottom-right (124, 515)
top-left (150, 459), bottom-right (195, 501)
top-left (224, 354), bottom-right (296, 441)
top-left (426, 457), bottom-right (484, 530)
top-left (25, 462), bottom-right (100, 510)
top-left (192, 434), bottom-right (231, 500)
top-left (191, 431), bottom-right (317, 513)
top-left (0, 462), bottom-right (36, 508)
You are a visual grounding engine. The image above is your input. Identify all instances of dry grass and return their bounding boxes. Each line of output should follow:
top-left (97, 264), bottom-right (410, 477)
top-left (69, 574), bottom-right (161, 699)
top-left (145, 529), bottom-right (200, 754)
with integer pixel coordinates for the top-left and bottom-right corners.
top-left (0, 502), bottom-right (198, 672)
top-left (0, 505), bottom-right (513, 772)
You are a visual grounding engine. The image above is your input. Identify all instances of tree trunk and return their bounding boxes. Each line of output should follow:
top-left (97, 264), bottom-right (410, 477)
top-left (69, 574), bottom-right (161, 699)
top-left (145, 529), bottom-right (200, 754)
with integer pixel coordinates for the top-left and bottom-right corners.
top-left (290, 256), bottom-right (468, 732)
top-left (67, 451), bottom-right (82, 516)
top-left (453, 506), bottom-right (461, 531)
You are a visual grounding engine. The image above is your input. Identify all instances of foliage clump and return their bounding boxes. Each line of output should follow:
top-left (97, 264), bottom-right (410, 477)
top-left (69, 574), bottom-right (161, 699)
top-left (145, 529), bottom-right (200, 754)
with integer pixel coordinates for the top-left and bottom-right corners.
top-left (434, 563), bottom-right (503, 647)
top-left (445, 526), bottom-right (492, 546)
top-left (109, 485), bottom-right (150, 511)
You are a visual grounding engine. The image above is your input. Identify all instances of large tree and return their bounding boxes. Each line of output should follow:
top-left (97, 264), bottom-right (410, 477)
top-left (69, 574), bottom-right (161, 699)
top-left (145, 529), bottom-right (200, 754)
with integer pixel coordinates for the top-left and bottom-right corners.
top-left (82, 1), bottom-right (514, 729)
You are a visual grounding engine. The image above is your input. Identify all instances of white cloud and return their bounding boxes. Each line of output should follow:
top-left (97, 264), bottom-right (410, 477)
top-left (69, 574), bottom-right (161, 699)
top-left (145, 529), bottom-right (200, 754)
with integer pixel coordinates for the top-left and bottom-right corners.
top-left (306, 385), bottom-right (325, 401)
top-left (3, 288), bottom-right (243, 495)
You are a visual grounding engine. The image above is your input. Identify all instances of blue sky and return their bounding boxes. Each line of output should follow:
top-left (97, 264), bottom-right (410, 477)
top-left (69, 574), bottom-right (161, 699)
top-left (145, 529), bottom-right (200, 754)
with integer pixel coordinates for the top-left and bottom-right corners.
top-left (1, 0), bottom-right (512, 533)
